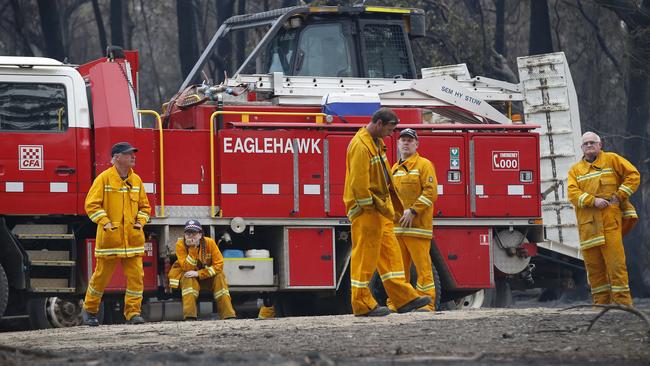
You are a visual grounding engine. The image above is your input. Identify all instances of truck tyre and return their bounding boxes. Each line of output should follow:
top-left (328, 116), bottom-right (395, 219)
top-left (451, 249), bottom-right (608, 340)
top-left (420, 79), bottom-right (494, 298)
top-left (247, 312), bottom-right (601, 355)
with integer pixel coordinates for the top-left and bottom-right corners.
top-left (0, 263), bottom-right (8, 319)
top-left (484, 278), bottom-right (513, 308)
top-left (370, 262), bottom-right (442, 311)
top-left (27, 297), bottom-right (51, 329)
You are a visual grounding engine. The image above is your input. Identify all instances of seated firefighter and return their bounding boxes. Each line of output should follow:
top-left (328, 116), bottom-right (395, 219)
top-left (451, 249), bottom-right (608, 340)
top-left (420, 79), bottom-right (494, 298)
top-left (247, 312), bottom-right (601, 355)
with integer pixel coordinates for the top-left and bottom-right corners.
top-left (168, 220), bottom-right (236, 320)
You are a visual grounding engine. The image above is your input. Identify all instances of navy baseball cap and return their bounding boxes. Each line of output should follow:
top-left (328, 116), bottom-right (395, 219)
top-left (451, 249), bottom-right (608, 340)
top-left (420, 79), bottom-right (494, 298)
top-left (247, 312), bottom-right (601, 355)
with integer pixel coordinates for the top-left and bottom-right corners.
top-left (399, 128), bottom-right (418, 140)
top-left (184, 220), bottom-right (203, 233)
top-left (111, 142), bottom-right (138, 156)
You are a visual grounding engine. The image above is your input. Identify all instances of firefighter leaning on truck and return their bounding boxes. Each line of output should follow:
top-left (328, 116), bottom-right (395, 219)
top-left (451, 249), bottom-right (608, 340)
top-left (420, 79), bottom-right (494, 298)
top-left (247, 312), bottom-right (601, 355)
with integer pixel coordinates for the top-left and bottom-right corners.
top-left (568, 132), bottom-right (639, 307)
top-left (82, 142), bottom-right (151, 326)
top-left (344, 107), bottom-right (431, 316)
top-left (168, 220), bottom-right (237, 320)
top-left (388, 128), bottom-right (438, 312)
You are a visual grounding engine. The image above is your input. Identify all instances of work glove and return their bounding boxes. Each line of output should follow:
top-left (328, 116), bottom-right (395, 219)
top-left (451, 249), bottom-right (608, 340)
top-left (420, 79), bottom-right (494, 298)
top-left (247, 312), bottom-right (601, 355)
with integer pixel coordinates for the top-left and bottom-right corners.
top-left (184, 270), bottom-right (199, 278)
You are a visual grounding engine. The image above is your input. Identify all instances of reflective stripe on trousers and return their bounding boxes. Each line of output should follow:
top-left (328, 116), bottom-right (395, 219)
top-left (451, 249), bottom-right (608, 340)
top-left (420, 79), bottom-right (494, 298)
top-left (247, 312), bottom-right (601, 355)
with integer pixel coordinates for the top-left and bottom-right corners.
top-left (350, 210), bottom-right (420, 315)
top-left (83, 256), bottom-right (144, 321)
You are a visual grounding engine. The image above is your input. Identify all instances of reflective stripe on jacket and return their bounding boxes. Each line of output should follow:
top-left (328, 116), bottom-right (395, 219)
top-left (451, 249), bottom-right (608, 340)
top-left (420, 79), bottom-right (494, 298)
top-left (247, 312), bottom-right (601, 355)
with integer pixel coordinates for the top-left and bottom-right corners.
top-left (392, 153), bottom-right (438, 239)
top-left (568, 151), bottom-right (640, 249)
top-left (85, 166), bottom-right (151, 257)
top-left (343, 127), bottom-right (403, 221)
top-left (168, 237), bottom-right (225, 288)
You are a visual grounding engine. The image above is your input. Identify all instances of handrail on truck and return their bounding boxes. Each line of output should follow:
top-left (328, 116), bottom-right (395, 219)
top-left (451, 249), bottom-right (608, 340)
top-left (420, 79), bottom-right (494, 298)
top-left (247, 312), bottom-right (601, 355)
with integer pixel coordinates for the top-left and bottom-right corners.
top-left (138, 110), bottom-right (166, 218)
top-left (208, 110), bottom-right (328, 217)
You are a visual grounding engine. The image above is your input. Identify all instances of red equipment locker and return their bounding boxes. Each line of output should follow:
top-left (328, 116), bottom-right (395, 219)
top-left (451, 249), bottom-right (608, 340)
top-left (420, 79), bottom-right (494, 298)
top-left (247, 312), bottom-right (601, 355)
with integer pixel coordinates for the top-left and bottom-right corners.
top-left (219, 129), bottom-right (325, 218)
top-left (416, 134), bottom-right (467, 217)
top-left (471, 133), bottom-right (540, 217)
top-left (432, 227), bottom-right (492, 288)
top-left (82, 239), bottom-right (158, 292)
top-left (284, 227), bottom-right (335, 288)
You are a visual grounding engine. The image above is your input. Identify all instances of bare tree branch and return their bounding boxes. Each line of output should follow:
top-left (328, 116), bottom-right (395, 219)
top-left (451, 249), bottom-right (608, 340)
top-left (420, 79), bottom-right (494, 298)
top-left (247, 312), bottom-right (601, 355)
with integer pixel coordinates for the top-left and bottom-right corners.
top-left (577, 0), bottom-right (621, 70)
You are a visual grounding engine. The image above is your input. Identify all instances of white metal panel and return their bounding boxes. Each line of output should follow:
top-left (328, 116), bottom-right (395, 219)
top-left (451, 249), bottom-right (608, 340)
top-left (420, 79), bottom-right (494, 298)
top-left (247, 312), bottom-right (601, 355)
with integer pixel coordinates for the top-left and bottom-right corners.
top-left (181, 184), bottom-right (199, 195)
top-left (518, 52), bottom-right (582, 260)
top-left (49, 182), bottom-right (68, 193)
top-left (262, 184), bottom-right (279, 195)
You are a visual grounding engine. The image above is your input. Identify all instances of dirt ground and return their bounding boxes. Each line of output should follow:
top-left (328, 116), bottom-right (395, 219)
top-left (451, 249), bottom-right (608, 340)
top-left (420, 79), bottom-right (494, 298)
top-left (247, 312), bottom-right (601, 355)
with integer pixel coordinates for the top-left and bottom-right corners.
top-left (0, 300), bottom-right (649, 366)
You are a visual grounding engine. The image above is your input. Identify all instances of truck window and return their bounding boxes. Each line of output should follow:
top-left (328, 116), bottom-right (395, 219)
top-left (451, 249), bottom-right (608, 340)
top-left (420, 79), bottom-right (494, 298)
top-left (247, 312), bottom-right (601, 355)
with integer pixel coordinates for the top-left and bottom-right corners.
top-left (295, 23), bottom-right (352, 77)
top-left (362, 24), bottom-right (412, 79)
top-left (267, 28), bottom-right (299, 74)
top-left (0, 83), bottom-right (68, 132)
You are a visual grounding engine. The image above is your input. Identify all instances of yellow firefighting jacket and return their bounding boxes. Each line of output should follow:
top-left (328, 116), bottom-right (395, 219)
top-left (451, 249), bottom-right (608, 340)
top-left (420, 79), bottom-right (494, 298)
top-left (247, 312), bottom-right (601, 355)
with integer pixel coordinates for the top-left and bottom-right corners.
top-left (168, 237), bottom-right (224, 288)
top-left (568, 151), bottom-right (639, 249)
top-left (391, 153), bottom-right (438, 238)
top-left (344, 127), bottom-right (403, 221)
top-left (85, 166), bottom-right (151, 257)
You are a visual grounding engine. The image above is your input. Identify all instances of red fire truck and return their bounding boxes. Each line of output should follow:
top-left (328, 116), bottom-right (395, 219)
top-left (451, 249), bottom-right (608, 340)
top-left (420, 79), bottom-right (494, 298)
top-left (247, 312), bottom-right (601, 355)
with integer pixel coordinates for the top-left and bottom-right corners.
top-left (0, 5), bottom-right (584, 328)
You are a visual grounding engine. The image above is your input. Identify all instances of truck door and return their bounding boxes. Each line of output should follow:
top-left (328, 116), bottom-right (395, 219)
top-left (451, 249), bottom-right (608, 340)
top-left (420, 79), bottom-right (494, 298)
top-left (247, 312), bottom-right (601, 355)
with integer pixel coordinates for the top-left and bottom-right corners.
top-left (0, 76), bottom-right (79, 214)
top-left (470, 133), bottom-right (541, 217)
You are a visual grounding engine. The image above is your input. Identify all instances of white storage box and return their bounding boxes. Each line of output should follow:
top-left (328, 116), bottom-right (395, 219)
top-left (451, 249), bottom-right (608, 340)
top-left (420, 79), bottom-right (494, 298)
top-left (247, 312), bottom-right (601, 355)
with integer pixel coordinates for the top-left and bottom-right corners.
top-left (223, 258), bottom-right (274, 286)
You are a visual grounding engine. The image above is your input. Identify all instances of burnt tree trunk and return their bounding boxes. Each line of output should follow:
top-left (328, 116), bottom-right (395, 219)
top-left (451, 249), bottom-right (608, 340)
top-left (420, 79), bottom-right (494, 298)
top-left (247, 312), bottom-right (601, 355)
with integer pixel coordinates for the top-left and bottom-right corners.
top-left (177, 0), bottom-right (200, 79)
top-left (110, 0), bottom-right (124, 47)
top-left (235, 0), bottom-right (247, 69)
top-left (91, 0), bottom-right (108, 54)
top-left (10, 0), bottom-right (34, 56)
top-left (37, 0), bottom-right (65, 61)
top-left (495, 0), bottom-right (506, 56)
top-left (214, 0), bottom-right (236, 82)
top-left (529, 0), bottom-right (553, 55)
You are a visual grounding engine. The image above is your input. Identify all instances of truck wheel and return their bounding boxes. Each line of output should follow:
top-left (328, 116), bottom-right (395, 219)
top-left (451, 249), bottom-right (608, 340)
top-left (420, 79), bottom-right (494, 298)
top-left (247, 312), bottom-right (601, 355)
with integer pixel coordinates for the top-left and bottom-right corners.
top-left (46, 297), bottom-right (84, 327)
top-left (370, 262), bottom-right (442, 310)
top-left (449, 290), bottom-right (485, 310)
top-left (27, 297), bottom-right (51, 329)
top-left (0, 264), bottom-right (8, 319)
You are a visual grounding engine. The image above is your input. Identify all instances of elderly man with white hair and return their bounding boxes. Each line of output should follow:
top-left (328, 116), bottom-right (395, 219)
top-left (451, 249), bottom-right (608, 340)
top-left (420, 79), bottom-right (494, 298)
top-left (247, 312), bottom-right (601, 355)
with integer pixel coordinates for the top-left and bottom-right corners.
top-left (567, 132), bottom-right (639, 306)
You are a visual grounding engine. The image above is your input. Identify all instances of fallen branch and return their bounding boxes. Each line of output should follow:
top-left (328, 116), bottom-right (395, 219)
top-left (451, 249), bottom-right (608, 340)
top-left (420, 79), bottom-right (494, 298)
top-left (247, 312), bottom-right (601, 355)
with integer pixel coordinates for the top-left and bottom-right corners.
top-left (561, 304), bottom-right (650, 332)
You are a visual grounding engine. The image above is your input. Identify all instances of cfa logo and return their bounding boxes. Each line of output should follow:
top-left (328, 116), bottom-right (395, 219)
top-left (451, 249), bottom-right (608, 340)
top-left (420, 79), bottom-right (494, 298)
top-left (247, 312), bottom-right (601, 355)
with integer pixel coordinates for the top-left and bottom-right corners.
top-left (19, 145), bottom-right (44, 171)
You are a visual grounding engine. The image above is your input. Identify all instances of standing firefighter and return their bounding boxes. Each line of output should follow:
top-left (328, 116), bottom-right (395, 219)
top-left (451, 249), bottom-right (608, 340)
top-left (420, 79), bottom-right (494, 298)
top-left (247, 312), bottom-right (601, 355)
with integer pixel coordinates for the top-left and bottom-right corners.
top-left (390, 128), bottom-right (438, 311)
top-left (344, 107), bottom-right (431, 316)
top-left (568, 132), bottom-right (640, 306)
top-left (82, 142), bottom-right (151, 326)
top-left (168, 220), bottom-right (236, 320)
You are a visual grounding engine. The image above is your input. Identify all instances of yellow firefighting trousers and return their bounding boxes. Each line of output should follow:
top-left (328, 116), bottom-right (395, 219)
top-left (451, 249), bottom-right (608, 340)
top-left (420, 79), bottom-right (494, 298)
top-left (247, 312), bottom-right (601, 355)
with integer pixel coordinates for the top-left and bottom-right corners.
top-left (83, 256), bottom-right (143, 320)
top-left (582, 205), bottom-right (633, 306)
top-left (386, 236), bottom-right (436, 311)
top-left (350, 210), bottom-right (421, 315)
top-left (177, 273), bottom-right (236, 319)
top-left (258, 306), bottom-right (275, 319)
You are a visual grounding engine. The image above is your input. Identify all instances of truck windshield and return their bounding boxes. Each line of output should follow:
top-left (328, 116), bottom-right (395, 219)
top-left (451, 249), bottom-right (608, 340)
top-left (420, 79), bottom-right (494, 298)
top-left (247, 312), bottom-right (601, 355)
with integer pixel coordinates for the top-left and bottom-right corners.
top-left (0, 83), bottom-right (68, 132)
top-left (294, 23), bottom-right (352, 77)
top-left (362, 24), bottom-right (412, 79)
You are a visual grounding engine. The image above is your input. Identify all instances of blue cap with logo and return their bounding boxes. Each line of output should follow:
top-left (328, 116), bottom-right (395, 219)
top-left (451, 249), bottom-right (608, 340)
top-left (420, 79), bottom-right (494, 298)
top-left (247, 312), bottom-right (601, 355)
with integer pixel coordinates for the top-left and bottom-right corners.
top-left (184, 220), bottom-right (202, 233)
top-left (399, 128), bottom-right (418, 140)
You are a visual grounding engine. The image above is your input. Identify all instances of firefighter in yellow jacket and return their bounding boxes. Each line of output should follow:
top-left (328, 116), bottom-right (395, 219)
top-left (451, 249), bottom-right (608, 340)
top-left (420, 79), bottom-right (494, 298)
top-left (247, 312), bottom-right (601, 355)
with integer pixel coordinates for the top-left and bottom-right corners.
top-left (390, 128), bottom-right (438, 311)
top-left (168, 220), bottom-right (236, 320)
top-left (344, 107), bottom-right (431, 316)
top-left (568, 132), bottom-right (639, 306)
top-left (82, 142), bottom-right (151, 326)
